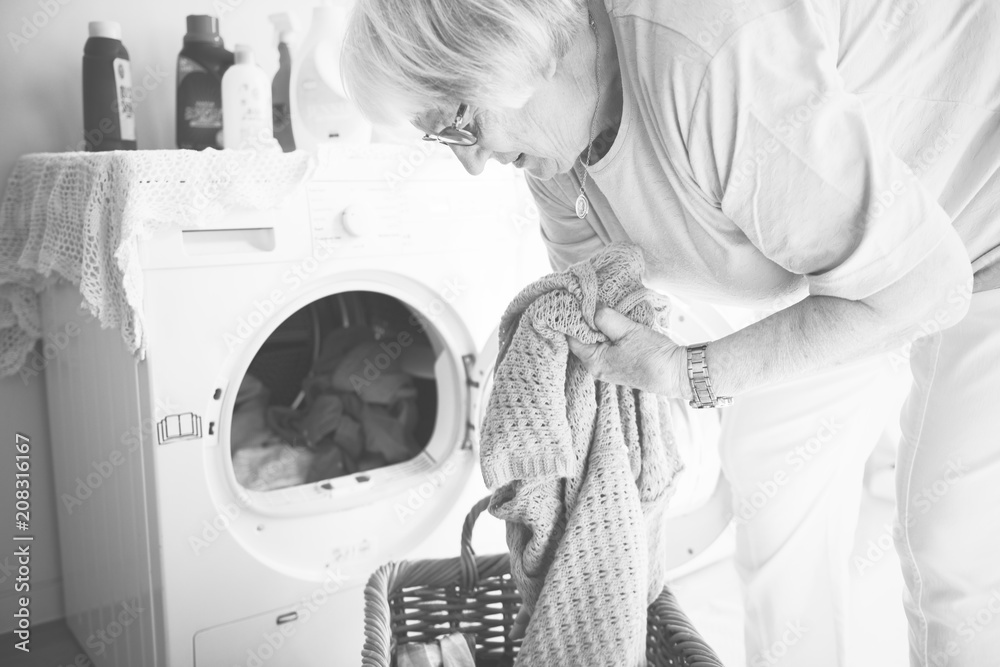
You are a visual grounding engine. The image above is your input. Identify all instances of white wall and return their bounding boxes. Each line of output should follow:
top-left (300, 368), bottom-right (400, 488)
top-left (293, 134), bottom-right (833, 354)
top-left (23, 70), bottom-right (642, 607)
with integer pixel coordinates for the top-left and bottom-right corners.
top-left (0, 0), bottom-right (339, 635)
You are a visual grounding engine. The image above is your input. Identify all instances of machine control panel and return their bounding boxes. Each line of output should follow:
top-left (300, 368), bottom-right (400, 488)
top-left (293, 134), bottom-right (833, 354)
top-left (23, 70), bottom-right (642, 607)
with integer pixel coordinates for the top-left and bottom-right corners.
top-left (304, 177), bottom-right (517, 256)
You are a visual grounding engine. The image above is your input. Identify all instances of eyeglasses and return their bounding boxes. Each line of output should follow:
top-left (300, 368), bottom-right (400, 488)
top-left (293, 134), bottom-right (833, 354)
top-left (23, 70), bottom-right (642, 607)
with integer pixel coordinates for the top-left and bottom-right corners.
top-left (421, 103), bottom-right (478, 146)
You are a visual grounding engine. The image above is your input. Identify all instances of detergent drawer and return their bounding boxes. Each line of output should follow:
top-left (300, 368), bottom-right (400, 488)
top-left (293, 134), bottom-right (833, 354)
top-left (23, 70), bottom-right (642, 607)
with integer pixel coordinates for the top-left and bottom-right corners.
top-left (138, 191), bottom-right (313, 271)
top-left (193, 587), bottom-right (365, 667)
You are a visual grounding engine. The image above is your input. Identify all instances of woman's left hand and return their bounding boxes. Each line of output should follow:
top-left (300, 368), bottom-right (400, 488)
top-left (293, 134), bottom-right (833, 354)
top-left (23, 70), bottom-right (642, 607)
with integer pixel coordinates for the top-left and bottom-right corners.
top-left (566, 305), bottom-right (687, 398)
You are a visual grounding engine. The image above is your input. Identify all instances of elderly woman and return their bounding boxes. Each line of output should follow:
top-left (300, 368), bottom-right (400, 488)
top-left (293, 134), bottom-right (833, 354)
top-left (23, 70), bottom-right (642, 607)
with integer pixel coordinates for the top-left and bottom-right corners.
top-left (343, 1), bottom-right (1000, 665)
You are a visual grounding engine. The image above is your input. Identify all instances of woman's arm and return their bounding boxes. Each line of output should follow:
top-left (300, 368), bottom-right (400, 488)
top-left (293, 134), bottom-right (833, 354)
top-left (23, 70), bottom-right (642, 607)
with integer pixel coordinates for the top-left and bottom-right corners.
top-left (566, 0), bottom-right (977, 396)
top-left (569, 227), bottom-right (972, 399)
top-left (696, 228), bottom-right (972, 398)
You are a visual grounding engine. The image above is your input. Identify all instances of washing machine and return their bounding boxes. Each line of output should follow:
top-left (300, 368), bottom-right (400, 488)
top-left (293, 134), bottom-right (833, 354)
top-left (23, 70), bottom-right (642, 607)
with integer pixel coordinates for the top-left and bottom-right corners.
top-left (40, 144), bottom-right (736, 667)
top-left (39, 144), bottom-right (548, 667)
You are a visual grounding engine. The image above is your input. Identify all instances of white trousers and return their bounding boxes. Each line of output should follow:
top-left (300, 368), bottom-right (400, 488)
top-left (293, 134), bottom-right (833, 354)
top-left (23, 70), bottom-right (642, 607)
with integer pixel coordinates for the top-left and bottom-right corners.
top-left (895, 287), bottom-right (1000, 667)
top-left (719, 353), bottom-right (898, 667)
top-left (717, 288), bottom-right (1000, 667)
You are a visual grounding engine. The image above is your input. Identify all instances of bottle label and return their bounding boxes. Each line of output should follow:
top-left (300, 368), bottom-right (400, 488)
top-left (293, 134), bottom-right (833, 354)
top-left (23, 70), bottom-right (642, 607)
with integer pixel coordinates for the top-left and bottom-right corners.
top-left (112, 58), bottom-right (136, 141)
top-left (186, 101), bottom-right (223, 129)
top-left (178, 56), bottom-right (222, 130)
top-left (273, 102), bottom-right (291, 131)
top-left (177, 56), bottom-right (206, 83)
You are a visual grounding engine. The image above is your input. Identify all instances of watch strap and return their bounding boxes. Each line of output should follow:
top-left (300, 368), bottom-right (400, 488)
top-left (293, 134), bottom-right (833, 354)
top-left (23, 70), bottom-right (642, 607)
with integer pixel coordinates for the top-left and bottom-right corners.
top-left (686, 343), bottom-right (733, 409)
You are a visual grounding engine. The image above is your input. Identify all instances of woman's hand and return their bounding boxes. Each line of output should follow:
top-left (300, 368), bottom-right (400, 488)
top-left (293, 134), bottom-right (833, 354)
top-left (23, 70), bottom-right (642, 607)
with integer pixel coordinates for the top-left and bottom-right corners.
top-left (566, 305), bottom-right (688, 398)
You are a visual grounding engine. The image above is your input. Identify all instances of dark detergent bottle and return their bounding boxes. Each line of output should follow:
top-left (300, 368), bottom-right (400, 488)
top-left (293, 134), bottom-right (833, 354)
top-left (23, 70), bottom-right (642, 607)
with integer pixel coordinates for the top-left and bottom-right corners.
top-left (176, 15), bottom-right (234, 150)
top-left (269, 12), bottom-right (295, 152)
top-left (272, 37), bottom-right (295, 152)
top-left (83, 21), bottom-right (136, 151)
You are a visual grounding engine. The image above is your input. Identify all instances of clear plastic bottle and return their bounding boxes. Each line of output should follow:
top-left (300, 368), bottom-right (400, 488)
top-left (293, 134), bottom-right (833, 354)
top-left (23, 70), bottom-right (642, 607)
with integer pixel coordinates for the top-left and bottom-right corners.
top-left (82, 21), bottom-right (136, 151)
top-left (290, 3), bottom-right (372, 152)
top-left (222, 45), bottom-right (273, 150)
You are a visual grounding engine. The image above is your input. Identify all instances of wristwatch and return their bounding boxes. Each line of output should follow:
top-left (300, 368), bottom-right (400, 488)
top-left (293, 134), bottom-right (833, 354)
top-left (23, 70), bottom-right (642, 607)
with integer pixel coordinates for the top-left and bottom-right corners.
top-left (686, 343), bottom-right (733, 409)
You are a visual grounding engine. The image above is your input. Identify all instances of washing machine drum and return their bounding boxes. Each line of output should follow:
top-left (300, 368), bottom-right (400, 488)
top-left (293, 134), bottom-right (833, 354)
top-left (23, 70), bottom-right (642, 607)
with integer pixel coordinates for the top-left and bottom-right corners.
top-left (216, 288), bottom-right (484, 579)
top-left (230, 291), bottom-right (439, 491)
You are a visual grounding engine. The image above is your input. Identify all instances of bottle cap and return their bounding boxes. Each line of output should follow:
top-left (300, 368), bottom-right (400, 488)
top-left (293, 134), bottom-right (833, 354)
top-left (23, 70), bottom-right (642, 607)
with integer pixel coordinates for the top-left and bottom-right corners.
top-left (233, 44), bottom-right (255, 65)
top-left (268, 12), bottom-right (297, 44)
top-left (88, 21), bottom-right (121, 40)
top-left (184, 15), bottom-right (222, 43)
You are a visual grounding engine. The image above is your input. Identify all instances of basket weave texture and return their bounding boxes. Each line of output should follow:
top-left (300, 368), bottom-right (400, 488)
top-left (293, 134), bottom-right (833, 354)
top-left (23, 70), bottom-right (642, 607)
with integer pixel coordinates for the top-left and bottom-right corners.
top-left (362, 497), bottom-right (725, 667)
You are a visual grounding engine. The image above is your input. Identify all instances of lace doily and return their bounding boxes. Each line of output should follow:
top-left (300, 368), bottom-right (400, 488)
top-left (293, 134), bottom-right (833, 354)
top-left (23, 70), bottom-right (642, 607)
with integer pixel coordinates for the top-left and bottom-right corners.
top-left (0, 149), bottom-right (314, 378)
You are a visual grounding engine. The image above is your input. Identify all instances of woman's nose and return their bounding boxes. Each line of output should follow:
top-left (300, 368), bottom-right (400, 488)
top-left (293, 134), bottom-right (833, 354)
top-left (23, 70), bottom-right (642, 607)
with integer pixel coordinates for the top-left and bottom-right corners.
top-left (450, 145), bottom-right (489, 176)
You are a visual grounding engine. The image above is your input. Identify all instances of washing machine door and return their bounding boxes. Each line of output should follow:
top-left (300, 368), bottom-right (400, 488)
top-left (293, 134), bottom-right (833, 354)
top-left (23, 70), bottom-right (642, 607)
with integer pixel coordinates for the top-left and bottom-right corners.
top-left (199, 276), bottom-right (507, 582)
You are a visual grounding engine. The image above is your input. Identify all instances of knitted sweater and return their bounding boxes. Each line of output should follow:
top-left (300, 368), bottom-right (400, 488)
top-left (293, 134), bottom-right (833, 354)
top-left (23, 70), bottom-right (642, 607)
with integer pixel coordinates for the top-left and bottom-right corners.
top-left (480, 244), bottom-right (682, 666)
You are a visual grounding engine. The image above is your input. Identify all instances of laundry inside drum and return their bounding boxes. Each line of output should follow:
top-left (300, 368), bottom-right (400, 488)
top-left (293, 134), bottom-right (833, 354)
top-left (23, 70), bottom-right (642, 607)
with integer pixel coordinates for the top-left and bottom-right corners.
top-left (229, 291), bottom-right (439, 492)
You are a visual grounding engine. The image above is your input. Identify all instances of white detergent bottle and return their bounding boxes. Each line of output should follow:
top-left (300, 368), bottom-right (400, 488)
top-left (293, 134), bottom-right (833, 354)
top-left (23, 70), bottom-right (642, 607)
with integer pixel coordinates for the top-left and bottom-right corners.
top-left (222, 44), bottom-right (273, 150)
top-left (291, 1), bottom-right (372, 152)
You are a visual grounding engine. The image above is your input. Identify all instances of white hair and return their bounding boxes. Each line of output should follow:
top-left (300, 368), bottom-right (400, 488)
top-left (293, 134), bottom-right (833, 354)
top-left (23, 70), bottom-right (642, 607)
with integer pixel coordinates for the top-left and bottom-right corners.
top-left (342, 0), bottom-right (586, 125)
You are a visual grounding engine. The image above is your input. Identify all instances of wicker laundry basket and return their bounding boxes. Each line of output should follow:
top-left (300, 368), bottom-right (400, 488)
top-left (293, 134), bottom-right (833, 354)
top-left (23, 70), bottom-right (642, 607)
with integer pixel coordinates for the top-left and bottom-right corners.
top-left (362, 496), bottom-right (725, 667)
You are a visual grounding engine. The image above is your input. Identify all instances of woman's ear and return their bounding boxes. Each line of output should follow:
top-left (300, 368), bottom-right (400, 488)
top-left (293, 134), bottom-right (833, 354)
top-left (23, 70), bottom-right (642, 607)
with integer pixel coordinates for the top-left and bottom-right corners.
top-left (507, 53), bottom-right (560, 110)
top-left (541, 55), bottom-right (559, 82)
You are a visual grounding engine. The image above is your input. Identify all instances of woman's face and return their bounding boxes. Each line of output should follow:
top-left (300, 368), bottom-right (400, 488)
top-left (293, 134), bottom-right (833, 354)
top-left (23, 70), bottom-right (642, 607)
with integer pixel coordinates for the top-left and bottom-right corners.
top-left (413, 62), bottom-right (599, 180)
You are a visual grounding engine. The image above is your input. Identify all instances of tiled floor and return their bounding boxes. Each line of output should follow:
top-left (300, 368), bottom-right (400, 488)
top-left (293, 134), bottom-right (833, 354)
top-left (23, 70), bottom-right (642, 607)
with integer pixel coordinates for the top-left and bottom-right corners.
top-left (2, 492), bottom-right (907, 667)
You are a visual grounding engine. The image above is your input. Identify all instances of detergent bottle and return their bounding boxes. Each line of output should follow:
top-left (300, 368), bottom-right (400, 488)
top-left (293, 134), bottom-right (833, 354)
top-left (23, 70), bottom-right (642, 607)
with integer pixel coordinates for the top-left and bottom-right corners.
top-left (290, 2), bottom-right (372, 152)
top-left (222, 45), bottom-right (273, 150)
top-left (176, 15), bottom-right (234, 150)
top-left (269, 12), bottom-right (296, 152)
top-left (82, 21), bottom-right (136, 151)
